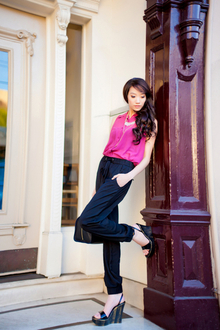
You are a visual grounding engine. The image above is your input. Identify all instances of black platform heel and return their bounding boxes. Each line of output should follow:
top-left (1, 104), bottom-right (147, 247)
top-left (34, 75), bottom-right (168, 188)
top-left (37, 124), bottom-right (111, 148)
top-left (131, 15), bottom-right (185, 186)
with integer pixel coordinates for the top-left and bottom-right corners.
top-left (135, 223), bottom-right (155, 258)
top-left (92, 294), bottom-right (125, 326)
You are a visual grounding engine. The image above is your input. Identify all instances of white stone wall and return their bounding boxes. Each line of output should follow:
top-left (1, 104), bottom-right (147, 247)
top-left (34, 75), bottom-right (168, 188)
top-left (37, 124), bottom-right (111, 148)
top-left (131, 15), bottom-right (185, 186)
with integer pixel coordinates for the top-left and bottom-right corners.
top-left (0, 0), bottom-right (148, 291)
top-left (76, 0), bottom-right (147, 285)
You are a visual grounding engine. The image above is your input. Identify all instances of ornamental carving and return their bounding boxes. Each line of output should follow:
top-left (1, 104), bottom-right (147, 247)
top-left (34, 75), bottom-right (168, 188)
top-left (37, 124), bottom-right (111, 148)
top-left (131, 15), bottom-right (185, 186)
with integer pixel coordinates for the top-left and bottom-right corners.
top-left (57, 33), bottom-right (68, 45)
top-left (179, 1), bottom-right (203, 67)
top-left (144, 10), bottom-right (163, 40)
top-left (56, 4), bottom-right (72, 30)
top-left (56, 2), bottom-right (74, 47)
top-left (17, 30), bottom-right (37, 56)
top-left (12, 227), bottom-right (27, 246)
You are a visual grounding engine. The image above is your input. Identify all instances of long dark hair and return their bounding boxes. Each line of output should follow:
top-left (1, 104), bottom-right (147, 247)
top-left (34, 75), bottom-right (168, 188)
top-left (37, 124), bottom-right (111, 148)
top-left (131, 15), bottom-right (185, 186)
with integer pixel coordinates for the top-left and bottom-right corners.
top-left (123, 78), bottom-right (156, 144)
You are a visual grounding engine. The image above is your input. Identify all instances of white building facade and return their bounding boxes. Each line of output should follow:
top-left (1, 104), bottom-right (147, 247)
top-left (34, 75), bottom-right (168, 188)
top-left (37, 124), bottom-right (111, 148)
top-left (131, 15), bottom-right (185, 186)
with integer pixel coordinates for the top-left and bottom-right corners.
top-left (0, 0), bottom-right (147, 309)
top-left (0, 0), bottom-right (219, 311)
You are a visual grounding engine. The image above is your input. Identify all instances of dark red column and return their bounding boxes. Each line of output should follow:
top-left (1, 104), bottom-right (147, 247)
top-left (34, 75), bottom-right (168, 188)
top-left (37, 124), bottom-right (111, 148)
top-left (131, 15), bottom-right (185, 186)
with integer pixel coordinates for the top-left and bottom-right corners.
top-left (142, 1), bottom-right (220, 329)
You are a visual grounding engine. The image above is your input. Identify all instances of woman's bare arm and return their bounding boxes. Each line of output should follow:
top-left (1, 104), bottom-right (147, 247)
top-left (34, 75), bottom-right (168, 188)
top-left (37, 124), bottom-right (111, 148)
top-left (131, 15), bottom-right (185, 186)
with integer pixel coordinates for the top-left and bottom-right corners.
top-left (112, 120), bottom-right (157, 187)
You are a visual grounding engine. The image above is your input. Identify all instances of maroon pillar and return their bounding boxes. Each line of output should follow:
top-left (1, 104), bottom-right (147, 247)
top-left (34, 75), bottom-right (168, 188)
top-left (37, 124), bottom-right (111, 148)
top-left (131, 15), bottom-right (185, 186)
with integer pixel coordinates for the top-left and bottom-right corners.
top-left (142, 1), bottom-right (220, 329)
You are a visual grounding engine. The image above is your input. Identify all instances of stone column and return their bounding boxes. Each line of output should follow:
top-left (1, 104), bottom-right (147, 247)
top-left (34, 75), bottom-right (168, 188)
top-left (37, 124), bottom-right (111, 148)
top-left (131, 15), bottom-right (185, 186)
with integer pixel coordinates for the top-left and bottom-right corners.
top-left (142, 0), bottom-right (220, 329)
top-left (37, 0), bottom-right (75, 277)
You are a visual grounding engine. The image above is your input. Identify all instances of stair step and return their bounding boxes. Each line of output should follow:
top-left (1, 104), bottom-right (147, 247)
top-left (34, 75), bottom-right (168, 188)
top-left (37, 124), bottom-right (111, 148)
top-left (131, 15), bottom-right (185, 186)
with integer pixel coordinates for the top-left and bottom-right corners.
top-left (0, 273), bottom-right (104, 307)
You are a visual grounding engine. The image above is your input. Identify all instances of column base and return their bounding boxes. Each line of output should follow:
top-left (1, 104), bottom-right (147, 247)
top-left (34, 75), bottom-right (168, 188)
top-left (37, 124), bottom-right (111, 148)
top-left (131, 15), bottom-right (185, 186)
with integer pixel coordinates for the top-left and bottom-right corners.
top-left (144, 287), bottom-right (220, 330)
top-left (37, 231), bottom-right (63, 278)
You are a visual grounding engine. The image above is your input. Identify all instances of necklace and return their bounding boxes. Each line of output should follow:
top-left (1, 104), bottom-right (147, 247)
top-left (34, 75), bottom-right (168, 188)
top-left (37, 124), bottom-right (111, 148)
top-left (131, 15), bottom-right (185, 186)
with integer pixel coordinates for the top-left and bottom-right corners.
top-left (124, 120), bottom-right (135, 126)
top-left (113, 113), bottom-right (136, 148)
top-left (124, 113), bottom-right (136, 127)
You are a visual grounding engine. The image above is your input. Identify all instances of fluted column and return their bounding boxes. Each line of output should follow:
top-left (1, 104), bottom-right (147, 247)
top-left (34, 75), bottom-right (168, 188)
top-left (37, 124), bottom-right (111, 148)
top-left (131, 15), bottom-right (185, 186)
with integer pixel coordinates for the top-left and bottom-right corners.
top-left (37, 0), bottom-right (74, 277)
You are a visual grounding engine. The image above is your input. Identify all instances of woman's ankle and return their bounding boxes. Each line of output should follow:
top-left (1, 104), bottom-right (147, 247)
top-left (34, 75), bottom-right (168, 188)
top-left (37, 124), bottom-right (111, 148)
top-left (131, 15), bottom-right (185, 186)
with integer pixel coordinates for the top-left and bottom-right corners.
top-left (94, 293), bottom-right (124, 319)
top-left (132, 224), bottom-right (149, 246)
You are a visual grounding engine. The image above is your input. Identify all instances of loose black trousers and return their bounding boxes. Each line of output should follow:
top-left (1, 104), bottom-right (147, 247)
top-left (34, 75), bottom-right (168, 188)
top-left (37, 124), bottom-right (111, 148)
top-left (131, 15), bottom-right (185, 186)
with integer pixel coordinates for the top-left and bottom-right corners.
top-left (77, 156), bottom-right (135, 294)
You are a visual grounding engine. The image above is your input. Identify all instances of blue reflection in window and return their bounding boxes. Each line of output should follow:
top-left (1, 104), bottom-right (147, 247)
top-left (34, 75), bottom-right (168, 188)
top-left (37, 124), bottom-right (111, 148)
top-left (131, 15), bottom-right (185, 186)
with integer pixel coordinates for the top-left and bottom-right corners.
top-left (0, 51), bottom-right (8, 209)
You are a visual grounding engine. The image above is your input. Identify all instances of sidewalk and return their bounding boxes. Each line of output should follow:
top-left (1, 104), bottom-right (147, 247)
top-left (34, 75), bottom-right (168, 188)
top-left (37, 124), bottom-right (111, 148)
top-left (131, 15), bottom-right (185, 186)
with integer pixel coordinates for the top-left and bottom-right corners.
top-left (0, 292), bottom-right (164, 330)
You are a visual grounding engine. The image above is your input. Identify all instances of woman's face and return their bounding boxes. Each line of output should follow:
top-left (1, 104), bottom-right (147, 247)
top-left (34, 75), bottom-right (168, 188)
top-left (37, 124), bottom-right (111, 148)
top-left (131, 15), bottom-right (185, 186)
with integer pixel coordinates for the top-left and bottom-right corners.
top-left (127, 86), bottom-right (146, 113)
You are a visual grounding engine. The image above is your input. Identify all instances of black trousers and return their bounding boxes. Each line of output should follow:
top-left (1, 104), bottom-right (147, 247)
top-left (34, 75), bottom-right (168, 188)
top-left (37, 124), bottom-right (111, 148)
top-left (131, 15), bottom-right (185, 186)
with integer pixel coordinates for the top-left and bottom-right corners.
top-left (77, 156), bottom-right (135, 294)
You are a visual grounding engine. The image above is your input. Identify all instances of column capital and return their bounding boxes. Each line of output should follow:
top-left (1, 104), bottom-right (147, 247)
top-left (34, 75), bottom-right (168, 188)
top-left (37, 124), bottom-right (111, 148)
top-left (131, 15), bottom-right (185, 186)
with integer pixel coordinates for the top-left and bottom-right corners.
top-left (146, 0), bottom-right (208, 7)
top-left (56, 0), bottom-right (75, 30)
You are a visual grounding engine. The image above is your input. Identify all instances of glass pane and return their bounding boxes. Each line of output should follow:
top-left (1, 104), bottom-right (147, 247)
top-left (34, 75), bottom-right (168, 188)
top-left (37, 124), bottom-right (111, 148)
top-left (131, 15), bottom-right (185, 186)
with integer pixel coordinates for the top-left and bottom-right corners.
top-left (0, 51), bottom-right (8, 209)
top-left (62, 24), bottom-right (82, 226)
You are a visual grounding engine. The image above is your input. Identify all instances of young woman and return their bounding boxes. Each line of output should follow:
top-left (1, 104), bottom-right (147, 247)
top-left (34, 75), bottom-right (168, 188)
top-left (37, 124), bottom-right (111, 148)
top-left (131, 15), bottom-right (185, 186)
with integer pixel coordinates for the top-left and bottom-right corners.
top-left (74, 77), bottom-right (157, 326)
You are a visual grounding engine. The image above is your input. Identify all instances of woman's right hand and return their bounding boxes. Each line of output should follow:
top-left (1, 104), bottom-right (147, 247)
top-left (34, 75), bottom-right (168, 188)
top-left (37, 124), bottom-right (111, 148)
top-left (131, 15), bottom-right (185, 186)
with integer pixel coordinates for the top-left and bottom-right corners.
top-left (111, 172), bottom-right (132, 187)
top-left (92, 188), bottom-right (96, 197)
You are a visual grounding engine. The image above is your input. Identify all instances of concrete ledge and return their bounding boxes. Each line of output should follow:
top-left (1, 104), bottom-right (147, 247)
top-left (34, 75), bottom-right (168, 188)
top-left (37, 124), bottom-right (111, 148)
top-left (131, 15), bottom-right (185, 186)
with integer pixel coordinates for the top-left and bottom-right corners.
top-left (123, 277), bottom-right (146, 311)
top-left (0, 273), bottom-right (104, 307)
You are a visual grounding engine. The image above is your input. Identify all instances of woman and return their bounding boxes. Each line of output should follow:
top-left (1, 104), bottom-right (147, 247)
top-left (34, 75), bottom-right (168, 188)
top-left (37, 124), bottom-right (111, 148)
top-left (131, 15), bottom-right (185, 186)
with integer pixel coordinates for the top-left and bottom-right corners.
top-left (74, 77), bottom-right (157, 326)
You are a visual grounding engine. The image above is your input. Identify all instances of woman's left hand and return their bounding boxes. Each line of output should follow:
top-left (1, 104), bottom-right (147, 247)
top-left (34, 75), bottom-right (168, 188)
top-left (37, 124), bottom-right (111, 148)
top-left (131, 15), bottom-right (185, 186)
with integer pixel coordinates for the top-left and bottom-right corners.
top-left (111, 173), bottom-right (132, 187)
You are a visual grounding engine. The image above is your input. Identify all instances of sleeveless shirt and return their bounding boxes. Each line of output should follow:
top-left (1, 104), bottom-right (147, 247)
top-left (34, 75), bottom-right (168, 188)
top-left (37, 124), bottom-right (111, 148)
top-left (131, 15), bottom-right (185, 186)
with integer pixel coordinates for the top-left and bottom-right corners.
top-left (103, 112), bottom-right (146, 166)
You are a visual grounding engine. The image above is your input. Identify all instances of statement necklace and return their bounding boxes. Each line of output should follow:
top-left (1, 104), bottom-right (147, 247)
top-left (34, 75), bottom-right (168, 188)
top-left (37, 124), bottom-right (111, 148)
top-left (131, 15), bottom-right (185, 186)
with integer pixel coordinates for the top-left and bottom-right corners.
top-left (124, 113), bottom-right (136, 127)
top-left (113, 113), bottom-right (136, 149)
top-left (124, 120), bottom-right (135, 126)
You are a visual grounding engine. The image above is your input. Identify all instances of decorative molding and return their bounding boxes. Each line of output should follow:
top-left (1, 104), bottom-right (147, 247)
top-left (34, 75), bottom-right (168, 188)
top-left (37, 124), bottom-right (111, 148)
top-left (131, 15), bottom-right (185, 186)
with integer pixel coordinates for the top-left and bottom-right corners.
top-left (179, 0), bottom-right (204, 68)
top-left (144, 0), bottom-right (209, 12)
top-left (144, 0), bottom-right (205, 66)
top-left (156, 237), bottom-right (167, 278)
top-left (174, 71), bottom-right (205, 209)
top-left (12, 228), bottom-right (26, 245)
top-left (0, 26), bottom-right (34, 226)
top-left (144, 10), bottom-right (163, 40)
top-left (17, 30), bottom-right (37, 56)
top-left (0, 224), bottom-right (29, 247)
top-left (57, 33), bottom-right (68, 45)
top-left (56, 1), bottom-right (75, 47)
top-left (0, 27), bottom-right (36, 57)
top-left (182, 238), bottom-right (204, 286)
top-left (177, 69), bottom-right (197, 82)
top-left (50, 1), bottom-right (74, 230)
top-left (148, 44), bottom-right (167, 206)
top-left (56, 4), bottom-right (73, 30)
top-left (49, 6), bottom-right (69, 230)
top-left (73, 0), bottom-right (101, 13)
top-left (0, 0), bottom-right (101, 17)
top-left (0, 0), bottom-right (56, 16)
top-left (51, 45), bottom-right (66, 230)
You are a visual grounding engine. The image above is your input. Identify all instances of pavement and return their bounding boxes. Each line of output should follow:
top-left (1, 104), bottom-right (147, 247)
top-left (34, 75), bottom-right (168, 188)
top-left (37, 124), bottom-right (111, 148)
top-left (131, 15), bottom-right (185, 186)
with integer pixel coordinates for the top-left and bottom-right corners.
top-left (0, 292), bottom-right (164, 330)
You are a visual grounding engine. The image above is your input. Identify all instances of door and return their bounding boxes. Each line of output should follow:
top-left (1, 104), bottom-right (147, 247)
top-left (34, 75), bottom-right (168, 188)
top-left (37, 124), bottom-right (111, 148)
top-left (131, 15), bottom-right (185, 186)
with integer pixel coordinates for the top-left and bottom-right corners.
top-left (0, 5), bottom-right (46, 275)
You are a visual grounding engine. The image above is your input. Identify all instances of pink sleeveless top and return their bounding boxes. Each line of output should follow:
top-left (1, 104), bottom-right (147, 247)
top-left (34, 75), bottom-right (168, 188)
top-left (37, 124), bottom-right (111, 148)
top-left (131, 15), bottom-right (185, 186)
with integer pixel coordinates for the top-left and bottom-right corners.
top-left (103, 112), bottom-right (146, 166)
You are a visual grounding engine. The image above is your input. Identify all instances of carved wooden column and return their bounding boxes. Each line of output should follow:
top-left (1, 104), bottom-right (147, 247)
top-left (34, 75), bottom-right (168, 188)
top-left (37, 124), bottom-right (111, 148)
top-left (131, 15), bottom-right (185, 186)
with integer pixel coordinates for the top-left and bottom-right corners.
top-left (142, 1), bottom-right (220, 329)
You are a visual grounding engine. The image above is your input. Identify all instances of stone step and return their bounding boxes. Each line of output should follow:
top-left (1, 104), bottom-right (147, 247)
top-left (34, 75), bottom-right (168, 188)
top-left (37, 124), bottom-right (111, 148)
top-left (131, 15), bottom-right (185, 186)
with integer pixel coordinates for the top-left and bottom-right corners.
top-left (0, 273), bottom-right (104, 307)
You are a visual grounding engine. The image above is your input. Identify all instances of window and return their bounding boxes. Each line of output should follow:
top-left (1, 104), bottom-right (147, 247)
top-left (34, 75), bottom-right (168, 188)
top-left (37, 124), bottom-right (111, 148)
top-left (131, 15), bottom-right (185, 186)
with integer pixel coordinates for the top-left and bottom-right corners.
top-left (0, 50), bottom-right (8, 209)
top-left (62, 24), bottom-right (82, 226)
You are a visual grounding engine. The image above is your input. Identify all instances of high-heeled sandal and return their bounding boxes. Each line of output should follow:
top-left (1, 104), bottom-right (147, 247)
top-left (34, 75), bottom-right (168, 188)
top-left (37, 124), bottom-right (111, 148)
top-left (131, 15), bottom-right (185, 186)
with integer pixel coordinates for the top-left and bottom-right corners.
top-left (92, 294), bottom-right (125, 326)
top-left (134, 223), bottom-right (155, 258)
